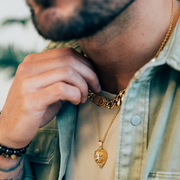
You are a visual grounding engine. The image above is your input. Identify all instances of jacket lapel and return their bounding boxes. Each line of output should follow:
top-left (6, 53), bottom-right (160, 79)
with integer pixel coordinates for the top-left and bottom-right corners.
top-left (56, 102), bottom-right (77, 180)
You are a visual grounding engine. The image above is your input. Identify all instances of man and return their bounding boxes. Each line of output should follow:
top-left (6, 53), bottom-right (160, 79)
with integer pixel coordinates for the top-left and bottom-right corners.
top-left (0, 0), bottom-right (180, 179)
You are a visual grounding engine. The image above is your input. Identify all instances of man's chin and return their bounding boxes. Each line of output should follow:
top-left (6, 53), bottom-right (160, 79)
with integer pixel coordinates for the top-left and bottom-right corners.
top-left (32, 9), bottom-right (111, 41)
top-left (32, 8), bottom-right (65, 41)
top-left (29, 0), bottom-right (135, 41)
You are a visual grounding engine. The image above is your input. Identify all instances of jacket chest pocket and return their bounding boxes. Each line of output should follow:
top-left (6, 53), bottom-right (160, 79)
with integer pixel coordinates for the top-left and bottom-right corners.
top-left (148, 171), bottom-right (180, 180)
top-left (26, 129), bottom-right (58, 164)
top-left (26, 117), bottom-right (59, 164)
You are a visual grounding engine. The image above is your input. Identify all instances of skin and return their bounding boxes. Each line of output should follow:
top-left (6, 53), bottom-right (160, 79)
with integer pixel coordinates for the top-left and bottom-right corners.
top-left (27, 0), bottom-right (135, 41)
top-left (79, 0), bottom-right (180, 93)
top-left (0, 0), bottom-right (180, 179)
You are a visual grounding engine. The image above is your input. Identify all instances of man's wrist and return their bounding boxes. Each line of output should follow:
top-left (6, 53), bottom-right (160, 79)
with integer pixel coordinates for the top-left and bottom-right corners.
top-left (0, 156), bottom-right (24, 172)
top-left (0, 155), bottom-right (24, 180)
top-left (0, 111), bottom-right (31, 158)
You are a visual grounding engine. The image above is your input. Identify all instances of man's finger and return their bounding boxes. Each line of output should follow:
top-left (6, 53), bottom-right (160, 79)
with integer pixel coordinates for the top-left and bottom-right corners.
top-left (24, 66), bottom-right (89, 103)
top-left (19, 56), bottom-right (100, 93)
top-left (30, 82), bottom-right (82, 110)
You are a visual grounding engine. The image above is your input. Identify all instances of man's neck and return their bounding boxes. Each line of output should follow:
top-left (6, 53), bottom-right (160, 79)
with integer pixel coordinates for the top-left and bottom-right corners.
top-left (79, 0), bottom-right (180, 94)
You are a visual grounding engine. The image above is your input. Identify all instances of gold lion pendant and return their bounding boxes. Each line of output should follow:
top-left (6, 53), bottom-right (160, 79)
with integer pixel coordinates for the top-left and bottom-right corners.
top-left (94, 148), bottom-right (108, 168)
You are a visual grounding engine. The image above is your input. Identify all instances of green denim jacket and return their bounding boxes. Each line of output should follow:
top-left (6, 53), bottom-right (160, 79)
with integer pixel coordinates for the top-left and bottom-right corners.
top-left (23, 19), bottom-right (180, 180)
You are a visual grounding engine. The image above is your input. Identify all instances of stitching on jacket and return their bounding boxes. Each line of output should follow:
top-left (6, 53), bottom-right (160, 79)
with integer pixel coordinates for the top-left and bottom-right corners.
top-left (117, 84), bottom-right (131, 180)
top-left (139, 81), bottom-right (150, 180)
top-left (149, 171), bottom-right (180, 179)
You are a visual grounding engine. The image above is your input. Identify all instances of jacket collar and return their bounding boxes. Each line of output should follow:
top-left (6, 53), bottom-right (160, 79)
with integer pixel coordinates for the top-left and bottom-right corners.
top-left (164, 18), bottom-right (180, 71)
top-left (132, 18), bottom-right (180, 81)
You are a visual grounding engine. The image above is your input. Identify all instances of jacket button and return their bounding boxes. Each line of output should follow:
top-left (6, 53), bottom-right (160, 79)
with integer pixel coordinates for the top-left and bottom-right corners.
top-left (131, 115), bottom-right (141, 126)
top-left (34, 148), bottom-right (40, 156)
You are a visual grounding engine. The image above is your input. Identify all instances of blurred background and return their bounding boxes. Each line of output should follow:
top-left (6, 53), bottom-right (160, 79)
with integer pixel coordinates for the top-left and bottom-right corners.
top-left (0, 0), bottom-right (49, 110)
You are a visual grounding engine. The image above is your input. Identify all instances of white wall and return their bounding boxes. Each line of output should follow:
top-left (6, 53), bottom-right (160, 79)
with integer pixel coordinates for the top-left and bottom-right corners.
top-left (0, 0), bottom-right (49, 110)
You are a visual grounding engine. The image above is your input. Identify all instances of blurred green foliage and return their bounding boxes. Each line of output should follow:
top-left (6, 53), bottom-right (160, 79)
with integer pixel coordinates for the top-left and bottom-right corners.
top-left (0, 17), bottom-right (36, 77)
top-left (1, 17), bottom-right (31, 27)
top-left (0, 45), bottom-right (35, 77)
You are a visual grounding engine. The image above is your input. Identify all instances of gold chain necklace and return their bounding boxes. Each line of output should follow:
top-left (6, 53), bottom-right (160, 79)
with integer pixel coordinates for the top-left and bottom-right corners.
top-left (88, 89), bottom-right (126, 109)
top-left (154, 0), bottom-right (174, 58)
top-left (91, 102), bottom-right (120, 168)
top-left (88, 0), bottom-right (174, 168)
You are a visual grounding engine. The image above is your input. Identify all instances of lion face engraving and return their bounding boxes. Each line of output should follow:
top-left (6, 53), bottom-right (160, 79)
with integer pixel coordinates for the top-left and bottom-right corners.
top-left (94, 149), bottom-right (108, 168)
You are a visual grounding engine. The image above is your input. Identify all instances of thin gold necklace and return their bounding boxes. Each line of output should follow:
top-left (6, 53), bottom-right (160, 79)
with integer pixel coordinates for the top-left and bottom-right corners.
top-left (154, 0), bottom-right (174, 58)
top-left (91, 102), bottom-right (120, 168)
top-left (89, 0), bottom-right (174, 168)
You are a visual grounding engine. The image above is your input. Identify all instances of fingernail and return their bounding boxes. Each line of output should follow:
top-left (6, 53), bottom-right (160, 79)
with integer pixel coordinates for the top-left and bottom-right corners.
top-left (84, 96), bottom-right (87, 103)
top-left (81, 97), bottom-right (87, 104)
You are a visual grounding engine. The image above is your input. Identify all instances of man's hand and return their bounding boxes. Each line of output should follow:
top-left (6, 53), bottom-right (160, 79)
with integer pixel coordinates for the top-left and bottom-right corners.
top-left (0, 48), bottom-right (100, 149)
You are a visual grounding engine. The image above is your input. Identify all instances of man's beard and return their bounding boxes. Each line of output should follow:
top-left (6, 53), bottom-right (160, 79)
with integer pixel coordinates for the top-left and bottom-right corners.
top-left (27, 0), bottom-right (135, 41)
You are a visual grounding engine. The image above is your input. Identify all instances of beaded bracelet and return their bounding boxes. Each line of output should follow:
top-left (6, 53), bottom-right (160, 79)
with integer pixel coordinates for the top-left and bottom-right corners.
top-left (0, 143), bottom-right (30, 159)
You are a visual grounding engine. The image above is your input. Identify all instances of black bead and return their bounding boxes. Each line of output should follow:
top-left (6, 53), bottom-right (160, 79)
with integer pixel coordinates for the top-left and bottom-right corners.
top-left (21, 147), bottom-right (26, 154)
top-left (26, 144), bottom-right (29, 148)
top-left (18, 153), bottom-right (22, 157)
top-left (26, 141), bottom-right (31, 148)
top-left (0, 147), bottom-right (6, 155)
top-left (15, 150), bottom-right (21, 156)
top-left (7, 149), bottom-right (14, 156)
